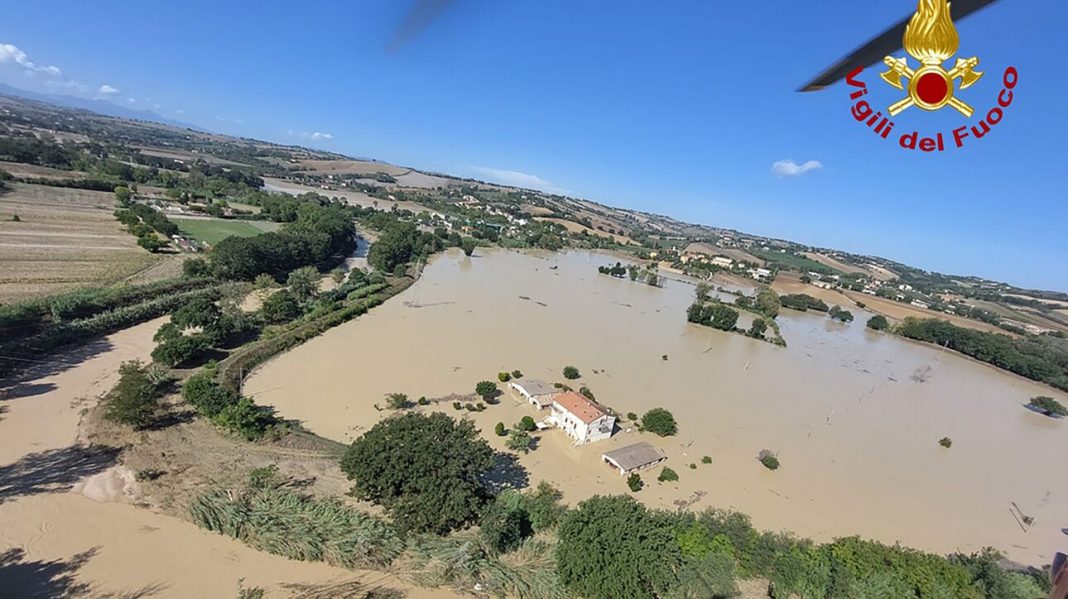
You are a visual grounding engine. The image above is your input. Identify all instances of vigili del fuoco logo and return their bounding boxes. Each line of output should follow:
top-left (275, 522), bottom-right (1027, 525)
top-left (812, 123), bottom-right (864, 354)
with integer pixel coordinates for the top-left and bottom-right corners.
top-left (847, 0), bottom-right (1018, 152)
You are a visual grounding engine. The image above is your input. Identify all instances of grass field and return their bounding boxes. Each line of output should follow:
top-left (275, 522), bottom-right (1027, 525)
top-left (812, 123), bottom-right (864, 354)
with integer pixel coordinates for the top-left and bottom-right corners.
top-left (169, 217), bottom-right (278, 245)
top-left (750, 248), bottom-right (844, 275)
top-left (0, 182), bottom-right (164, 302)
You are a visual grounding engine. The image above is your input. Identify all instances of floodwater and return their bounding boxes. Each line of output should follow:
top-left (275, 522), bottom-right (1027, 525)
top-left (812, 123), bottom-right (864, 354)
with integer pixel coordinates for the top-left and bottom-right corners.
top-left (245, 249), bottom-right (1068, 565)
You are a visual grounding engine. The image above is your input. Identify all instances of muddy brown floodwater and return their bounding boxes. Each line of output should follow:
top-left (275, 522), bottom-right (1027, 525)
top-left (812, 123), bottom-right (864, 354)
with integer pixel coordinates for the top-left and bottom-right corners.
top-left (246, 248), bottom-right (1068, 566)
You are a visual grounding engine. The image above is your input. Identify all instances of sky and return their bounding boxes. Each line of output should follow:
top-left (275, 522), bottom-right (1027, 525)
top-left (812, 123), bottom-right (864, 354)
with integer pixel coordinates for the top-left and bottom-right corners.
top-left (2, 1), bottom-right (1066, 290)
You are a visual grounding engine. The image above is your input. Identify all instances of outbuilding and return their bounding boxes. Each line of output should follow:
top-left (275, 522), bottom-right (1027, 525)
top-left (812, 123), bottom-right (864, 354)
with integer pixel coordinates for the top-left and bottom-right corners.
top-left (602, 442), bottom-right (668, 475)
top-left (509, 379), bottom-right (557, 409)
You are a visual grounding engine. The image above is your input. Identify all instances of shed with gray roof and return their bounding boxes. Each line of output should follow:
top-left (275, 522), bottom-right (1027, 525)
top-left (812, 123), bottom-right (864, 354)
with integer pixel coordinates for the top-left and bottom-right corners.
top-left (602, 442), bottom-right (668, 475)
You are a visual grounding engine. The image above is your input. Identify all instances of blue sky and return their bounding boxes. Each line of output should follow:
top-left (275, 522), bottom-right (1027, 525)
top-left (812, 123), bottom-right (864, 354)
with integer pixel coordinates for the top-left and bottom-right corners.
top-left (2, 1), bottom-right (1066, 290)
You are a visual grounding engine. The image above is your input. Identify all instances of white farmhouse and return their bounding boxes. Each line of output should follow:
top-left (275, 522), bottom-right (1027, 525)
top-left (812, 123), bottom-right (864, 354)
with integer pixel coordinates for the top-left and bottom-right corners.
top-left (711, 256), bottom-right (733, 268)
top-left (548, 391), bottom-right (615, 445)
top-left (509, 379), bottom-right (557, 409)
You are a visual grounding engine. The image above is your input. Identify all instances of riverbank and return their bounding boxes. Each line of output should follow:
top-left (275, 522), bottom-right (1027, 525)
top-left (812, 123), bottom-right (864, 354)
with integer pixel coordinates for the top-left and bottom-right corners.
top-left (0, 309), bottom-right (460, 597)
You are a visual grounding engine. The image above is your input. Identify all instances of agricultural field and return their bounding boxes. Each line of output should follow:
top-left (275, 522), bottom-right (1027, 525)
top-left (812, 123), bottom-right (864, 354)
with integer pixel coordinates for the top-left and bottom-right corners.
top-left (0, 182), bottom-right (163, 302)
top-left (169, 216), bottom-right (279, 245)
top-left (750, 248), bottom-right (843, 274)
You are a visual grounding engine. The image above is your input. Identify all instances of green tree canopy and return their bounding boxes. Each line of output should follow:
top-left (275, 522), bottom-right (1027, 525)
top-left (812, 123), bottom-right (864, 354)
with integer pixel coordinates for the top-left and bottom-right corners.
top-left (556, 496), bottom-right (682, 599)
top-left (261, 289), bottom-right (300, 324)
top-left (562, 366), bottom-right (580, 380)
top-left (340, 412), bottom-right (495, 534)
top-left (286, 266), bottom-right (320, 303)
top-left (755, 287), bottom-right (781, 319)
top-left (460, 237), bottom-right (477, 257)
top-left (641, 408), bottom-right (678, 437)
top-left (104, 360), bottom-right (162, 428)
top-left (475, 380), bottom-right (497, 397)
top-left (866, 314), bottom-right (890, 331)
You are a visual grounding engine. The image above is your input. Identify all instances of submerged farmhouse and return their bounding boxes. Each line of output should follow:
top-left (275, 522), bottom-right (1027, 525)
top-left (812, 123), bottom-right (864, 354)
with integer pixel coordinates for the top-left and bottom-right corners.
top-left (548, 391), bottom-right (615, 445)
top-left (509, 379), bottom-right (557, 409)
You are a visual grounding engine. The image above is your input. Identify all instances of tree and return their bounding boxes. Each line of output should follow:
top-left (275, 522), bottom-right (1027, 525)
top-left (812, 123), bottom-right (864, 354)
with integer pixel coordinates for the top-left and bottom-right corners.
top-left (495, 422), bottom-right (507, 436)
top-left (137, 234), bottom-right (163, 252)
top-left (829, 305), bottom-right (854, 322)
top-left (1029, 396), bottom-right (1067, 418)
top-left (460, 237), bottom-right (477, 257)
top-left (510, 369), bottom-right (523, 379)
top-left (755, 287), bottom-right (781, 318)
top-left (563, 366), bottom-right (580, 380)
top-left (183, 258), bottom-right (212, 278)
top-left (657, 467), bottom-right (679, 483)
top-left (641, 408), bottom-right (678, 436)
top-left (475, 380), bottom-right (497, 398)
top-left (104, 361), bottom-right (161, 428)
top-left (747, 318), bottom-right (768, 339)
top-left (695, 282), bottom-right (711, 302)
top-left (286, 266), bottom-right (320, 303)
top-left (340, 412), bottom-right (495, 534)
top-left (556, 496), bottom-right (681, 599)
top-left (183, 371), bottom-right (239, 418)
top-left (151, 334), bottom-right (212, 367)
top-left (627, 473), bottom-right (643, 492)
top-left (866, 315), bottom-right (890, 331)
top-left (261, 289), bottom-right (300, 323)
top-left (758, 449), bottom-right (780, 470)
top-left (506, 429), bottom-right (533, 453)
top-left (497, 371), bottom-right (511, 382)
top-left (939, 437), bottom-right (953, 448)
top-left (114, 185), bottom-right (132, 205)
top-left (479, 492), bottom-right (534, 554)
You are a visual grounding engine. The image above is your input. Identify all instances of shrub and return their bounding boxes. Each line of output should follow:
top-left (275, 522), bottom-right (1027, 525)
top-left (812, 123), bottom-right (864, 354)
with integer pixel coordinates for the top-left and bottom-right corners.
top-left (758, 449), bottom-right (780, 470)
top-left (866, 314), bottom-right (890, 331)
top-left (579, 386), bottom-right (595, 401)
top-left (829, 305), bottom-right (854, 323)
top-left (497, 371), bottom-right (511, 382)
top-left (702, 455), bottom-right (712, 464)
top-left (939, 437), bottom-right (953, 448)
top-left (518, 415), bottom-right (538, 432)
top-left (1029, 395), bottom-right (1067, 417)
top-left (511, 370), bottom-right (523, 379)
top-left (626, 412), bottom-right (639, 421)
top-left (386, 393), bottom-right (410, 410)
top-left (103, 360), bottom-right (162, 428)
top-left (657, 467), bottom-right (679, 482)
top-left (641, 408), bottom-right (678, 436)
top-left (183, 258), bottom-right (212, 278)
top-left (627, 473), bottom-right (643, 492)
top-left (417, 396), bottom-right (430, 406)
top-left (152, 333), bottom-right (212, 367)
top-left (562, 366), bottom-right (580, 379)
top-left (475, 380), bottom-right (497, 397)
top-left (453, 401), bottom-right (463, 411)
top-left (495, 422), bottom-right (507, 436)
top-left (213, 397), bottom-right (281, 441)
top-left (689, 463), bottom-right (697, 469)
top-left (183, 371), bottom-right (239, 418)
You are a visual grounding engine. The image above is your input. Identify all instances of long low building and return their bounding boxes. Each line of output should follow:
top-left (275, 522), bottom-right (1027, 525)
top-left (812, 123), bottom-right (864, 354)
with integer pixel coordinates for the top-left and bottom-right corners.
top-left (509, 379), bottom-right (557, 409)
top-left (602, 442), bottom-right (667, 475)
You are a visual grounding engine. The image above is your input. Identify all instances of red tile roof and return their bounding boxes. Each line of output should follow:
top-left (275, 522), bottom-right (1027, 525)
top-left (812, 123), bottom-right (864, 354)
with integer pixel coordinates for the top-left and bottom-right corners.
top-left (553, 391), bottom-right (608, 424)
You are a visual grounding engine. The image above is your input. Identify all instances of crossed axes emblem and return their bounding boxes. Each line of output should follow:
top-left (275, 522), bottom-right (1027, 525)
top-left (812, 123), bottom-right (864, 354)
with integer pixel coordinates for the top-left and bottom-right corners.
top-left (881, 56), bottom-right (983, 117)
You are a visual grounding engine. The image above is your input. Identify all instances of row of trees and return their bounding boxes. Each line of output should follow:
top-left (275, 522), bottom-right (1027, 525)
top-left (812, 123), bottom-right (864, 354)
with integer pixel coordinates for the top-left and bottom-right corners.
top-left (687, 301), bottom-right (740, 331)
top-left (780, 293), bottom-right (830, 312)
top-left (366, 219), bottom-right (444, 272)
top-left (209, 202), bottom-right (356, 280)
top-left (897, 317), bottom-right (1068, 391)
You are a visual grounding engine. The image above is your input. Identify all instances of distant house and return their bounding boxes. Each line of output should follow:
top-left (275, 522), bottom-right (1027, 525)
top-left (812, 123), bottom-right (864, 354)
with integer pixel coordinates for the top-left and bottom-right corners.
top-left (813, 281), bottom-right (834, 289)
top-left (711, 256), bottom-right (733, 268)
top-left (911, 300), bottom-right (930, 309)
top-left (602, 442), bottom-right (668, 475)
top-left (548, 391), bottom-right (615, 445)
top-left (509, 379), bottom-right (557, 409)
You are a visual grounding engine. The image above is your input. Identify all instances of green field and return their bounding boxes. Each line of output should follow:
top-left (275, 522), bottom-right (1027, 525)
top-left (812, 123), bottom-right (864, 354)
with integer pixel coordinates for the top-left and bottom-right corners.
top-left (749, 249), bottom-right (844, 275)
top-left (170, 217), bottom-right (279, 244)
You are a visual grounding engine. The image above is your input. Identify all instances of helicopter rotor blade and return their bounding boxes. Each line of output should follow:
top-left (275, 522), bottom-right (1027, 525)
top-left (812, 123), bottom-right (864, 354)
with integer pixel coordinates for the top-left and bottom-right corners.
top-left (798, 0), bottom-right (1001, 92)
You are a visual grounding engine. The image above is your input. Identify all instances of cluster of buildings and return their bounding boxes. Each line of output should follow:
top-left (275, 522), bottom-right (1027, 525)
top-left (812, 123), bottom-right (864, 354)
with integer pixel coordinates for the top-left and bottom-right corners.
top-left (508, 378), bottom-right (669, 476)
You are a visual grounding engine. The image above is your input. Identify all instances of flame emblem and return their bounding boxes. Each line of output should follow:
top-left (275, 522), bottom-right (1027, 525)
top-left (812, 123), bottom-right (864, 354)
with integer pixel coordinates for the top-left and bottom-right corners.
top-left (880, 0), bottom-right (983, 117)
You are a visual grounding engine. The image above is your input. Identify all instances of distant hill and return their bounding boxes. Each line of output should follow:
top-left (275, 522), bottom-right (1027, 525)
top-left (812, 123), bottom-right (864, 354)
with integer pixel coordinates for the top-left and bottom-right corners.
top-left (0, 82), bottom-right (206, 132)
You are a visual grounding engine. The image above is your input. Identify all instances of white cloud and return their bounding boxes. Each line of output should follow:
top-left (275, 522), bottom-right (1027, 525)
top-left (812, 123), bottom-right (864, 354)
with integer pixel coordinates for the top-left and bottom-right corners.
top-left (0, 43), bottom-right (62, 76)
top-left (310, 131), bottom-right (333, 140)
top-left (98, 84), bottom-right (119, 96)
top-left (472, 167), bottom-right (565, 193)
top-left (772, 159), bottom-right (823, 177)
